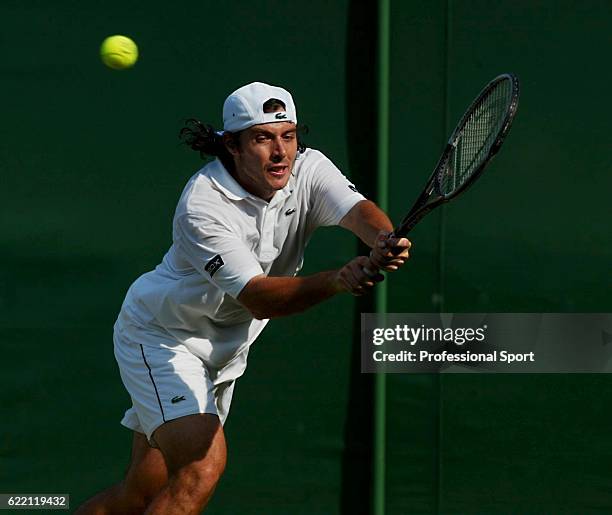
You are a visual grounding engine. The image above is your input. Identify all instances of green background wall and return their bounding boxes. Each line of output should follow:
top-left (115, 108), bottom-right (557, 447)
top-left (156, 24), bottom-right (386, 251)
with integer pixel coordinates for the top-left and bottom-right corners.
top-left (385, 1), bottom-right (612, 514)
top-left (1, 1), bottom-right (356, 513)
top-left (1, 1), bottom-right (611, 514)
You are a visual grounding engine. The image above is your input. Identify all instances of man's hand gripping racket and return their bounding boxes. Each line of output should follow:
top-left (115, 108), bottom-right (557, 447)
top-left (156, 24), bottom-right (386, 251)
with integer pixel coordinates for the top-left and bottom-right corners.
top-left (365, 73), bottom-right (521, 276)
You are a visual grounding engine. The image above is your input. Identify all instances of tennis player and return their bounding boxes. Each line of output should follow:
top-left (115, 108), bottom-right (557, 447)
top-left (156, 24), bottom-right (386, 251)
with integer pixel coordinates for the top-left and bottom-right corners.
top-left (76, 82), bottom-right (410, 514)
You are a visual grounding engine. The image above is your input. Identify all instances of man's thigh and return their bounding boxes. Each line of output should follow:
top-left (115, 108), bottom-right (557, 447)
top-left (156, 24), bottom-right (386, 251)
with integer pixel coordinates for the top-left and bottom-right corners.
top-left (153, 414), bottom-right (226, 475)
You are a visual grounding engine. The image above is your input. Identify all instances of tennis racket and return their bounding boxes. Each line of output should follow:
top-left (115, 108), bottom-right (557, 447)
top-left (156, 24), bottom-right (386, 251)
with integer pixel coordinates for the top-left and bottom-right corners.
top-left (366, 73), bottom-right (520, 274)
top-left (396, 72), bottom-right (520, 236)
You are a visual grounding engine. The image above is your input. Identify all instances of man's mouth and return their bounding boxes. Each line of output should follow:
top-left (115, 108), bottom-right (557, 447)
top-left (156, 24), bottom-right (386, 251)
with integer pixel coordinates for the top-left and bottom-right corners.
top-left (267, 165), bottom-right (289, 177)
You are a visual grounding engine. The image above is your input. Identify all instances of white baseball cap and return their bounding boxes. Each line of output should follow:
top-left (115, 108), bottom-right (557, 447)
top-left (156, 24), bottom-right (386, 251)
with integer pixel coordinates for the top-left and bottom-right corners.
top-left (222, 82), bottom-right (298, 132)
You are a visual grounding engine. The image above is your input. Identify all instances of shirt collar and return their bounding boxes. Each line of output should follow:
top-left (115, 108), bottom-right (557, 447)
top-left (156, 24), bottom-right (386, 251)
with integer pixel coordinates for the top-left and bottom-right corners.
top-left (209, 159), bottom-right (251, 201)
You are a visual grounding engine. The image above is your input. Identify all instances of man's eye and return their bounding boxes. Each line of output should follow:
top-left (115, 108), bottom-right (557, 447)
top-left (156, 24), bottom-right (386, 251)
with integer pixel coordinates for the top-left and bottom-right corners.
top-left (255, 136), bottom-right (268, 143)
top-left (283, 134), bottom-right (296, 141)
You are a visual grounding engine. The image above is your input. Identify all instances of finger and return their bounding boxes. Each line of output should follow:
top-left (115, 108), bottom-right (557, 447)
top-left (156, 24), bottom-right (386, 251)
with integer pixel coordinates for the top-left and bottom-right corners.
top-left (379, 255), bottom-right (410, 271)
top-left (374, 250), bottom-right (409, 262)
top-left (393, 249), bottom-right (410, 258)
top-left (383, 263), bottom-right (403, 272)
top-left (375, 231), bottom-right (393, 247)
top-left (386, 256), bottom-right (409, 265)
top-left (385, 237), bottom-right (411, 250)
top-left (369, 246), bottom-right (400, 266)
top-left (357, 258), bottom-right (383, 281)
top-left (352, 268), bottom-right (376, 288)
top-left (360, 269), bottom-right (384, 284)
top-left (339, 277), bottom-right (365, 296)
top-left (347, 262), bottom-right (378, 290)
top-left (365, 252), bottom-right (383, 271)
top-left (388, 237), bottom-right (411, 247)
top-left (381, 259), bottom-right (408, 271)
top-left (373, 254), bottom-right (408, 267)
top-left (397, 237), bottom-right (411, 248)
top-left (340, 270), bottom-right (363, 292)
top-left (340, 276), bottom-right (365, 296)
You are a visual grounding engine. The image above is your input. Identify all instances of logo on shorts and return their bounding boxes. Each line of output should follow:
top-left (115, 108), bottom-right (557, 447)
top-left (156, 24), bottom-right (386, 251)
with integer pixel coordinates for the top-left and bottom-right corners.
top-left (205, 254), bottom-right (224, 277)
top-left (171, 395), bottom-right (186, 404)
top-left (275, 112), bottom-right (287, 119)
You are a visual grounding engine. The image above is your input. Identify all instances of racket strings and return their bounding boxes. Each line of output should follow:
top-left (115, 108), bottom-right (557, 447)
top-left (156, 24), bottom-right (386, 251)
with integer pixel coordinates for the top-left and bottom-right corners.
top-left (440, 79), bottom-right (513, 195)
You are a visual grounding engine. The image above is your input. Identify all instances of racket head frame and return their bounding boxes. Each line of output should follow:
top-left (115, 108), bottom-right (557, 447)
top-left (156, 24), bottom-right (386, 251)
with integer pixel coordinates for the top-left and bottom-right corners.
top-left (394, 73), bottom-right (520, 237)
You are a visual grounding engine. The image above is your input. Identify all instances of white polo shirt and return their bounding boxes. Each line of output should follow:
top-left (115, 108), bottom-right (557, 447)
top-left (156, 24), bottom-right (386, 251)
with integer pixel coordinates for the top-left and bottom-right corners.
top-left (116, 148), bottom-right (365, 367)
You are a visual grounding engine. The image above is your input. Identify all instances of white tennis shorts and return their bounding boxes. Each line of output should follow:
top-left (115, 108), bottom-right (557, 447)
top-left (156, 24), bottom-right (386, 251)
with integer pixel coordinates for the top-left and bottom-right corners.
top-left (113, 322), bottom-right (249, 444)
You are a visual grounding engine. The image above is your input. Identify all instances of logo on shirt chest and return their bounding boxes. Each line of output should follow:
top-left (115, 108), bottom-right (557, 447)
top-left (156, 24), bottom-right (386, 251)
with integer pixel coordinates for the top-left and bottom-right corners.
top-left (205, 254), bottom-right (225, 277)
top-left (284, 207), bottom-right (296, 216)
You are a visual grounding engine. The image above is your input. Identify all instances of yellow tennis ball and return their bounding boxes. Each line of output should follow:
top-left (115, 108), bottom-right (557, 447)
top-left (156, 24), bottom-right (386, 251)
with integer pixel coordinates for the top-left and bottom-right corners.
top-left (100, 35), bottom-right (138, 70)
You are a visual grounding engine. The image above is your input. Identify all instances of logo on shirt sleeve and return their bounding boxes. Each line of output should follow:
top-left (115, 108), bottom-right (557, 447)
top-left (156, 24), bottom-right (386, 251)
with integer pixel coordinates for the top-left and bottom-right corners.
top-left (205, 254), bottom-right (225, 277)
top-left (348, 184), bottom-right (358, 193)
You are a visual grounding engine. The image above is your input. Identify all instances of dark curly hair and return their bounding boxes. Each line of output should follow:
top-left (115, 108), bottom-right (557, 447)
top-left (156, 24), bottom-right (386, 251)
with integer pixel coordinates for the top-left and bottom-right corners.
top-left (179, 98), bottom-right (308, 173)
top-left (179, 119), bottom-right (236, 171)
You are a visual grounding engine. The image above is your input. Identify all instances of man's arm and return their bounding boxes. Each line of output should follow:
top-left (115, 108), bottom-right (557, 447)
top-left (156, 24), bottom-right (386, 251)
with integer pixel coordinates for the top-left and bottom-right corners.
top-left (339, 200), bottom-right (393, 247)
top-left (238, 200), bottom-right (411, 320)
top-left (238, 256), bottom-right (383, 319)
top-left (339, 200), bottom-right (412, 272)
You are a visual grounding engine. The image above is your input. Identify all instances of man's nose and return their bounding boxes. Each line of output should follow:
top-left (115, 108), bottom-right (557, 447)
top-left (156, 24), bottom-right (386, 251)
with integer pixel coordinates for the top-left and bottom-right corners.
top-left (271, 137), bottom-right (287, 162)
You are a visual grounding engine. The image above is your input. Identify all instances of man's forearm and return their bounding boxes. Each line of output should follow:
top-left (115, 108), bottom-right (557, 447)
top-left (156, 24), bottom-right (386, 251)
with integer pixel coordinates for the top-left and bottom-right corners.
top-left (239, 271), bottom-right (342, 319)
top-left (339, 200), bottom-right (394, 247)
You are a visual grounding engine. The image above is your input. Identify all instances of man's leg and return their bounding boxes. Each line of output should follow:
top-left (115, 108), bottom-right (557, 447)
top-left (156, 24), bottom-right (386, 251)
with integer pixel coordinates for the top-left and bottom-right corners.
top-left (75, 431), bottom-right (168, 515)
top-left (144, 413), bottom-right (226, 515)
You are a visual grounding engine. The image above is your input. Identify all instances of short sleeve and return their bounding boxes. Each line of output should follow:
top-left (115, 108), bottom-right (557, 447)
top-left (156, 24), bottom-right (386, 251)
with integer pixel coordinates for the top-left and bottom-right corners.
top-left (307, 154), bottom-right (366, 227)
top-left (174, 214), bottom-right (264, 299)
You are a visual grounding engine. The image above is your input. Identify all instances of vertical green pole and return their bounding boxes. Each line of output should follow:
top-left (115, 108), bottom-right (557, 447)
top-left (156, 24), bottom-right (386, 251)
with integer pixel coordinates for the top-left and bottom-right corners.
top-left (436, 2), bottom-right (452, 513)
top-left (374, 0), bottom-right (390, 514)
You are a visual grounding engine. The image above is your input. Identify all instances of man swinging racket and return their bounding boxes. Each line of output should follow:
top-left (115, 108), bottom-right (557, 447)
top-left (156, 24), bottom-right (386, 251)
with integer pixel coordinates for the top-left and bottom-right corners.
top-left (77, 81), bottom-right (411, 514)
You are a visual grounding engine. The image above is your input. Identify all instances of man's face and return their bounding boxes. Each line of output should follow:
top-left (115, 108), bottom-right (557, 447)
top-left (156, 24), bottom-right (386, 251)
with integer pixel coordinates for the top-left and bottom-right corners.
top-left (227, 122), bottom-right (298, 201)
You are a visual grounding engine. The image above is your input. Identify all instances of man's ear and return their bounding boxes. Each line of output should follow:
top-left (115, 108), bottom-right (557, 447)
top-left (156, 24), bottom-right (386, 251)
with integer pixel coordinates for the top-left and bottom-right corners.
top-left (223, 132), bottom-right (239, 156)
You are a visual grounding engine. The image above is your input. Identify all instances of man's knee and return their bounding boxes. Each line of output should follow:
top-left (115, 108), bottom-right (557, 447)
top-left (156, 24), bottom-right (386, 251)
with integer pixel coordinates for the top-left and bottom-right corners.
top-left (180, 430), bottom-right (226, 493)
top-left (74, 431), bottom-right (167, 515)
top-left (120, 479), bottom-right (161, 511)
top-left (174, 455), bottom-right (226, 501)
top-left (122, 432), bottom-right (168, 510)
top-left (116, 481), bottom-right (151, 514)
top-left (75, 480), bottom-right (159, 515)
